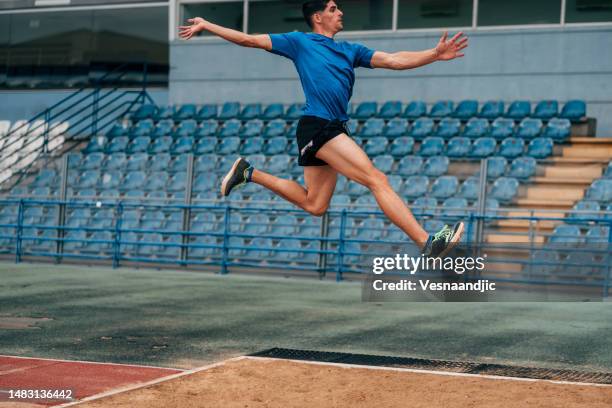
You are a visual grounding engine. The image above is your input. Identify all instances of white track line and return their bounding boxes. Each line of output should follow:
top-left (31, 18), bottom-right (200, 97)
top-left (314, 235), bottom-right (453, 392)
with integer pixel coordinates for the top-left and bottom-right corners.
top-left (55, 356), bottom-right (248, 407)
top-left (247, 356), bottom-right (612, 388)
top-left (0, 354), bottom-right (184, 372)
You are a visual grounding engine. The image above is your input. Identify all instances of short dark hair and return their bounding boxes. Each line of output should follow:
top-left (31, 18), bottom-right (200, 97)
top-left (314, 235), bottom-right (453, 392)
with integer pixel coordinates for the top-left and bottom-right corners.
top-left (302, 0), bottom-right (332, 28)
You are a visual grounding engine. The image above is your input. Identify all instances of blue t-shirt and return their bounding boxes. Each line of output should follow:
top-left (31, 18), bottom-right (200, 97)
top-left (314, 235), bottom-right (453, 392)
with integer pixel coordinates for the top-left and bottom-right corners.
top-left (268, 32), bottom-right (375, 121)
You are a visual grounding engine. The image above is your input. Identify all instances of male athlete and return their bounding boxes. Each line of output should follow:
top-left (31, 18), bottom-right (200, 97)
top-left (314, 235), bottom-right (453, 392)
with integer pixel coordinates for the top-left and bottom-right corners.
top-left (179, 0), bottom-right (468, 257)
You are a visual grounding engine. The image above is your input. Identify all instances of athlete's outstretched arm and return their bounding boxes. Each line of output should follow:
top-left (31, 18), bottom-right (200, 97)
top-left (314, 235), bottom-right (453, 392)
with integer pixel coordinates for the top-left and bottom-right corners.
top-left (178, 17), bottom-right (272, 50)
top-left (371, 31), bottom-right (468, 70)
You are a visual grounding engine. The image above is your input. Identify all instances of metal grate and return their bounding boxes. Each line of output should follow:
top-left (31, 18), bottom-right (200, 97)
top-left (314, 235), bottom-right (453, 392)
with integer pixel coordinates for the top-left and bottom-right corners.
top-left (250, 348), bottom-right (612, 384)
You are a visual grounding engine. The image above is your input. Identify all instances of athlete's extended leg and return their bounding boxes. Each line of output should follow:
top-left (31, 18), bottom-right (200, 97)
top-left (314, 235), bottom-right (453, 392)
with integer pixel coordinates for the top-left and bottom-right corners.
top-left (251, 165), bottom-right (337, 216)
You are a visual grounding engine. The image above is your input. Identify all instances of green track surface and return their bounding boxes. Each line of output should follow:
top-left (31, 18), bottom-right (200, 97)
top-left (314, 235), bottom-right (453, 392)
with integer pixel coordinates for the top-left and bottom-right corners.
top-left (1, 262), bottom-right (611, 371)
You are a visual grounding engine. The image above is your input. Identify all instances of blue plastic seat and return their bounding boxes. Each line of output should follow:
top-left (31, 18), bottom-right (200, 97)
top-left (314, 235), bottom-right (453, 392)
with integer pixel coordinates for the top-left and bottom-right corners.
top-left (387, 175), bottom-right (403, 191)
top-left (174, 119), bottom-right (198, 138)
top-left (471, 137), bottom-right (497, 158)
top-left (287, 140), bottom-right (299, 157)
top-left (364, 136), bottom-right (388, 156)
top-left (490, 177), bottom-right (519, 202)
top-left (423, 155), bottom-right (449, 177)
top-left (171, 136), bottom-right (194, 154)
top-left (153, 106), bottom-right (174, 122)
top-left (245, 154), bottom-right (266, 169)
top-left (169, 154), bottom-right (189, 173)
top-left (397, 155), bottom-right (423, 176)
top-left (127, 153), bottom-right (148, 171)
top-left (585, 225), bottom-right (610, 244)
top-left (389, 136), bottom-right (414, 157)
top-left (409, 118), bottom-right (434, 140)
top-left (219, 119), bottom-right (241, 137)
top-left (412, 196), bottom-right (437, 214)
top-left (130, 119), bottom-right (155, 138)
top-left (586, 179), bottom-right (612, 202)
top-left (103, 153), bottom-right (127, 171)
top-left (490, 117), bottom-right (515, 140)
top-left (418, 136), bottom-right (444, 156)
top-left (379, 101), bottom-right (402, 119)
top-left (105, 136), bottom-right (128, 153)
top-left (358, 118), bottom-right (385, 137)
top-left (273, 214), bottom-right (298, 235)
top-left (345, 119), bottom-right (359, 135)
top-left (174, 104), bottom-right (196, 121)
top-left (105, 122), bottom-right (128, 139)
top-left (145, 171), bottom-right (169, 191)
top-left (430, 176), bottom-right (458, 198)
top-left (243, 214), bottom-right (270, 235)
top-left (335, 176), bottom-right (348, 193)
top-left (446, 137), bottom-right (471, 157)
top-left (239, 137), bottom-right (263, 155)
top-left (462, 117), bottom-right (489, 138)
top-left (371, 155), bottom-right (393, 173)
top-left (533, 100), bottom-right (559, 120)
top-left (330, 194), bottom-right (352, 207)
top-left (196, 104), bottom-right (218, 121)
top-left (216, 156), bottom-right (236, 174)
top-left (458, 176), bottom-right (480, 200)
top-left (121, 171), bottom-right (147, 191)
top-left (83, 136), bottom-right (107, 154)
top-left (347, 181), bottom-right (367, 196)
top-left (240, 103), bottom-right (262, 120)
top-left (516, 118), bottom-right (543, 140)
top-left (167, 172), bottom-right (187, 192)
top-left (150, 119), bottom-right (174, 138)
top-left (354, 218), bottom-right (384, 241)
top-left (132, 104), bottom-right (157, 121)
top-left (81, 153), bottom-right (105, 170)
top-left (560, 100), bottom-right (586, 122)
top-left (246, 237), bottom-right (273, 259)
top-left (499, 137), bottom-right (525, 158)
top-left (479, 101), bottom-right (504, 120)
top-left (263, 119), bottom-right (287, 138)
top-left (66, 152), bottom-right (83, 169)
top-left (261, 103), bottom-right (284, 120)
top-left (138, 233), bottom-right (164, 255)
top-left (219, 102), bottom-right (240, 120)
top-left (549, 224), bottom-right (583, 244)
top-left (264, 136), bottom-right (288, 155)
top-left (506, 100), bottom-right (531, 120)
top-left (403, 101), bottom-right (427, 119)
top-left (542, 118), bottom-right (571, 141)
top-left (568, 200), bottom-right (601, 223)
top-left (217, 137), bottom-right (241, 155)
top-left (192, 175), bottom-right (216, 192)
top-left (353, 101), bottom-right (377, 119)
top-left (430, 100), bottom-right (454, 118)
top-left (508, 156), bottom-right (536, 179)
top-left (274, 239), bottom-right (302, 260)
top-left (453, 100), bottom-right (478, 120)
top-left (442, 197), bottom-right (468, 218)
top-left (194, 137), bottom-right (218, 154)
top-left (149, 153), bottom-right (171, 171)
top-left (266, 154), bottom-right (291, 173)
top-left (527, 137), bottom-right (553, 158)
top-left (241, 119), bottom-right (264, 138)
top-left (148, 136), bottom-right (172, 154)
top-left (434, 118), bottom-right (461, 138)
top-left (402, 175), bottom-right (429, 198)
top-left (76, 170), bottom-right (100, 189)
top-left (484, 156), bottom-right (507, 178)
top-left (285, 121), bottom-right (298, 138)
top-left (285, 103), bottom-right (304, 120)
top-left (383, 118), bottom-right (408, 138)
top-left (194, 154), bottom-right (218, 172)
top-left (127, 136), bottom-right (151, 154)
top-left (196, 119), bottom-right (219, 137)
top-left (99, 171), bottom-right (122, 190)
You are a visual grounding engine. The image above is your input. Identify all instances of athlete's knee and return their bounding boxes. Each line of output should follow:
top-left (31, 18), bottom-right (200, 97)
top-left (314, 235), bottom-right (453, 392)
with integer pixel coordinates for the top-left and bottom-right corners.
top-left (303, 201), bottom-right (329, 217)
top-left (364, 168), bottom-right (389, 191)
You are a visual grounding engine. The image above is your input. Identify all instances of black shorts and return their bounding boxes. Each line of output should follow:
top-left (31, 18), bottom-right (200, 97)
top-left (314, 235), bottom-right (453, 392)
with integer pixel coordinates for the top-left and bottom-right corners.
top-left (296, 116), bottom-right (349, 166)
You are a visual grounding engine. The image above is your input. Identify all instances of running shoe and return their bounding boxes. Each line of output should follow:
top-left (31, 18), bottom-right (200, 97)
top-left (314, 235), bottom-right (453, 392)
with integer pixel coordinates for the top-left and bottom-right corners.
top-left (220, 157), bottom-right (251, 197)
top-left (421, 221), bottom-right (464, 258)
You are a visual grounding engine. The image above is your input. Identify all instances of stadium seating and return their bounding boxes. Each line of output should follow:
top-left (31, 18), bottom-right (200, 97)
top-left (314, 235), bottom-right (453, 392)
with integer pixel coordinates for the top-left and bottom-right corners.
top-left (506, 100), bottom-right (531, 120)
top-left (490, 177), bottom-right (519, 202)
top-left (379, 101), bottom-right (402, 119)
top-left (453, 100), bottom-right (478, 120)
top-left (430, 100), bottom-right (453, 118)
top-left (533, 100), bottom-right (558, 120)
top-left (479, 101), bottom-right (504, 119)
top-left (403, 101), bottom-right (426, 119)
top-left (560, 100), bottom-right (586, 122)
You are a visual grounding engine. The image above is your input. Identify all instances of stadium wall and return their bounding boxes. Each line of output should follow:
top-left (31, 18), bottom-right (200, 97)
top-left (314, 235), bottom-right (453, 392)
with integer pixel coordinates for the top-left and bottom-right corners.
top-left (170, 25), bottom-right (612, 136)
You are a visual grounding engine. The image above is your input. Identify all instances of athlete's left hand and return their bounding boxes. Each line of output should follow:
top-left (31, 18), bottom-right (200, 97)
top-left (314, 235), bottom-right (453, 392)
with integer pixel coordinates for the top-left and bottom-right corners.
top-left (434, 31), bottom-right (468, 61)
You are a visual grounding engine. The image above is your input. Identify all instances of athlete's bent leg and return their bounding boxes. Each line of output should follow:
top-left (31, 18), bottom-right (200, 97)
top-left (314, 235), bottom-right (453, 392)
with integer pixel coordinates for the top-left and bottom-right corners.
top-left (315, 134), bottom-right (429, 245)
top-left (251, 165), bottom-right (337, 216)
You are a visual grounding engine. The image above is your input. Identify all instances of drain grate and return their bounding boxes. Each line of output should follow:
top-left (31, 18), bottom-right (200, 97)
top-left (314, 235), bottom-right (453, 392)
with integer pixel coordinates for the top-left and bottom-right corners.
top-left (250, 348), bottom-right (612, 385)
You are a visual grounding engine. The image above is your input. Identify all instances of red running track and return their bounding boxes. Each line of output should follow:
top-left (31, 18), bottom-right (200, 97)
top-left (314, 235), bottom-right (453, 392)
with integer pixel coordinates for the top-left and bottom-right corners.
top-left (0, 355), bottom-right (183, 406)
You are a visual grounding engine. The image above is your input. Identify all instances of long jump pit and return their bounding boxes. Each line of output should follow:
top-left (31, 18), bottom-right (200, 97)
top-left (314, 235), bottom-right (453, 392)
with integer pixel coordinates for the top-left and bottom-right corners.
top-left (4, 349), bottom-right (612, 408)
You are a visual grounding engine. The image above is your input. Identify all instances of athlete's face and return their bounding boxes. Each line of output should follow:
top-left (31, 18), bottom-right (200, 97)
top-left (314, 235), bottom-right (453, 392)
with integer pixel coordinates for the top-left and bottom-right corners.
top-left (316, 1), bottom-right (344, 33)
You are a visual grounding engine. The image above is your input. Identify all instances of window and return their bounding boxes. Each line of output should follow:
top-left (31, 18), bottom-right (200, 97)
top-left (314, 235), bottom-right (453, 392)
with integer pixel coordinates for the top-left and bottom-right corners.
top-left (478, 0), bottom-right (561, 26)
top-left (566, 0), bottom-right (612, 23)
top-left (248, 0), bottom-right (309, 34)
top-left (182, 2), bottom-right (244, 36)
top-left (337, 0), bottom-right (393, 31)
top-left (398, 0), bottom-right (473, 29)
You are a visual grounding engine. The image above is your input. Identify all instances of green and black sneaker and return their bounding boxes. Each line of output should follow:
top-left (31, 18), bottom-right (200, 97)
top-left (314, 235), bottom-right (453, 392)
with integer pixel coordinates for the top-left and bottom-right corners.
top-left (421, 222), bottom-right (464, 259)
top-left (220, 157), bottom-right (252, 197)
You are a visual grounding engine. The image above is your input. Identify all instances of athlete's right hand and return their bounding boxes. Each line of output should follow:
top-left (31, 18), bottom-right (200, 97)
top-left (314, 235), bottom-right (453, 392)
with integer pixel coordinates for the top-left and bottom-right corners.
top-left (178, 17), bottom-right (206, 40)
